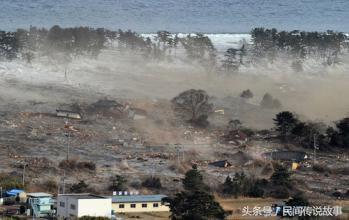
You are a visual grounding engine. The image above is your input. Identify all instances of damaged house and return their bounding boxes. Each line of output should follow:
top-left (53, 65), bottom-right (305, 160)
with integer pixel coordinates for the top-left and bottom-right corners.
top-left (262, 151), bottom-right (308, 170)
top-left (262, 151), bottom-right (308, 163)
top-left (209, 160), bottom-right (232, 168)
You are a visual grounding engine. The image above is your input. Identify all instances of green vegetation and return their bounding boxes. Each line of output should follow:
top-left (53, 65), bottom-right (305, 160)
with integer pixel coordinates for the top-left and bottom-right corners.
top-left (164, 165), bottom-right (226, 220)
top-left (41, 179), bottom-right (58, 193)
top-left (269, 165), bottom-right (292, 199)
top-left (329, 117), bottom-right (349, 149)
top-left (2, 26), bottom-right (346, 74)
top-left (222, 172), bottom-right (266, 199)
top-left (181, 34), bottom-right (217, 72)
top-left (222, 172), bottom-right (247, 198)
top-left (274, 111), bottom-right (299, 142)
top-left (182, 164), bottom-right (209, 192)
top-left (59, 159), bottom-right (96, 172)
top-left (141, 176), bottom-right (162, 189)
top-left (70, 180), bottom-right (89, 193)
top-left (273, 111), bottom-right (349, 150)
top-left (0, 173), bottom-right (22, 190)
top-left (286, 193), bottom-right (310, 206)
top-left (221, 165), bottom-right (294, 199)
top-left (261, 93), bottom-right (282, 109)
top-left (251, 28), bottom-right (347, 69)
top-left (247, 179), bottom-right (266, 198)
top-left (240, 89), bottom-right (253, 99)
top-left (270, 165), bottom-right (291, 187)
top-left (0, 31), bottom-right (18, 60)
top-left (109, 175), bottom-right (127, 191)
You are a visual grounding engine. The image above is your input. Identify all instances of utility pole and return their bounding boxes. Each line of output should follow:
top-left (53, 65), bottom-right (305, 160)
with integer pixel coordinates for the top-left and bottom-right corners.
top-left (313, 134), bottom-right (317, 165)
top-left (61, 171), bottom-right (66, 194)
top-left (174, 145), bottom-right (182, 165)
top-left (64, 120), bottom-right (71, 161)
top-left (66, 131), bottom-right (70, 161)
top-left (182, 147), bottom-right (185, 161)
top-left (22, 163), bottom-right (27, 187)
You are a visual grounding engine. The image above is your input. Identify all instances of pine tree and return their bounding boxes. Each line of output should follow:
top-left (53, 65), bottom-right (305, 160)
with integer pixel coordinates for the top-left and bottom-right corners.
top-left (165, 165), bottom-right (226, 219)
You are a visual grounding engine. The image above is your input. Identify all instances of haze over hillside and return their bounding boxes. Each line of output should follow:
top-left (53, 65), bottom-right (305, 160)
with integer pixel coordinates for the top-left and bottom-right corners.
top-left (1, 38), bottom-right (349, 127)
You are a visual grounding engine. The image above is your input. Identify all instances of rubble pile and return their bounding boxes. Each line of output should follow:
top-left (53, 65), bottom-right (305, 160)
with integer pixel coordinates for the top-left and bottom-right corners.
top-left (85, 99), bottom-right (126, 117)
top-left (221, 129), bottom-right (248, 145)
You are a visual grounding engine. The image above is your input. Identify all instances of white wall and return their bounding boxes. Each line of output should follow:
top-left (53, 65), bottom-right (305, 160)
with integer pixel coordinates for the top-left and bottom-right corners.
top-left (57, 195), bottom-right (111, 219)
top-left (78, 199), bottom-right (112, 218)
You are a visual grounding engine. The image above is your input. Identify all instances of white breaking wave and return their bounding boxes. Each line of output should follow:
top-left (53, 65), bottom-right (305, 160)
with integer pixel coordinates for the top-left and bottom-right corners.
top-left (141, 33), bottom-right (251, 52)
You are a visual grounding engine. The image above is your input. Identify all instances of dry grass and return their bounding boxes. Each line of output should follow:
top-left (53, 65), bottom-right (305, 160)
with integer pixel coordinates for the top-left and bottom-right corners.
top-left (117, 212), bottom-right (170, 220)
top-left (168, 161), bottom-right (191, 174)
top-left (216, 196), bottom-right (282, 220)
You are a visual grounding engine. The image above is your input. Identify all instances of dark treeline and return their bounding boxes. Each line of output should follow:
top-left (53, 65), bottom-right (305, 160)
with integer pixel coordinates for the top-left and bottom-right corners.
top-left (0, 26), bottom-right (348, 72)
top-left (221, 28), bottom-right (348, 72)
top-left (274, 111), bottom-right (349, 151)
top-left (250, 28), bottom-right (348, 69)
top-left (1, 26), bottom-right (110, 62)
top-left (0, 26), bottom-right (216, 67)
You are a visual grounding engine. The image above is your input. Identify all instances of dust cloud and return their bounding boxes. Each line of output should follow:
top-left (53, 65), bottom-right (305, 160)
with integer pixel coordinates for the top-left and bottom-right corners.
top-left (0, 47), bottom-right (348, 127)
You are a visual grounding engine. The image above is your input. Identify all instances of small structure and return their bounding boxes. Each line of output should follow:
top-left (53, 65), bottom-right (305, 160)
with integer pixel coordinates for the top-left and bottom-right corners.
top-left (262, 151), bottom-right (309, 171)
top-left (5, 189), bottom-right (24, 197)
top-left (56, 109), bottom-right (82, 120)
top-left (291, 162), bottom-right (300, 170)
top-left (209, 160), bottom-right (232, 168)
top-left (3, 189), bottom-right (26, 203)
top-left (57, 194), bottom-right (111, 219)
top-left (214, 109), bottom-right (225, 115)
top-left (112, 194), bottom-right (169, 213)
top-left (26, 192), bottom-right (55, 218)
top-left (262, 151), bottom-right (308, 163)
top-left (128, 108), bottom-right (147, 120)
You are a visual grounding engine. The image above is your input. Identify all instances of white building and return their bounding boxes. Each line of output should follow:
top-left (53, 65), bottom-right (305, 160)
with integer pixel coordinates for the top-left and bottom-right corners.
top-left (111, 194), bottom-right (169, 213)
top-left (57, 194), bottom-right (112, 219)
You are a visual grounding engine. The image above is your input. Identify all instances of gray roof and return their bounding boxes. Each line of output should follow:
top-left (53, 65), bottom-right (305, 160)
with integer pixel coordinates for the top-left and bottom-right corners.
top-left (262, 151), bottom-right (307, 162)
top-left (58, 194), bottom-right (108, 200)
top-left (111, 195), bottom-right (167, 203)
top-left (27, 192), bottom-right (53, 198)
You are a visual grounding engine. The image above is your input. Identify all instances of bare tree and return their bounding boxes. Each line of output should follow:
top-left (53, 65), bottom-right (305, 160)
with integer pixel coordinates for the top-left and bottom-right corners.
top-left (172, 89), bottom-right (213, 125)
top-left (240, 89), bottom-right (253, 99)
top-left (260, 93), bottom-right (282, 109)
top-left (228, 119), bottom-right (242, 131)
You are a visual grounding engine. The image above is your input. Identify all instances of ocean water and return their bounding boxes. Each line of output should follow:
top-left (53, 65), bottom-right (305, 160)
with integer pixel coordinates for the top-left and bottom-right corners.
top-left (1, 0), bottom-right (349, 33)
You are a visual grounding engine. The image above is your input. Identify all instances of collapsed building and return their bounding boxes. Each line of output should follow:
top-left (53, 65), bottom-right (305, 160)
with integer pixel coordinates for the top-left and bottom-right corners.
top-left (262, 151), bottom-right (309, 170)
top-left (209, 160), bottom-right (232, 168)
top-left (262, 151), bottom-right (308, 163)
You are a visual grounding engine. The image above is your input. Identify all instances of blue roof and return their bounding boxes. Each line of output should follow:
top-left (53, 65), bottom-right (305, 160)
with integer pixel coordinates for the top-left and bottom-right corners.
top-left (111, 194), bottom-right (167, 203)
top-left (6, 189), bottom-right (24, 196)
